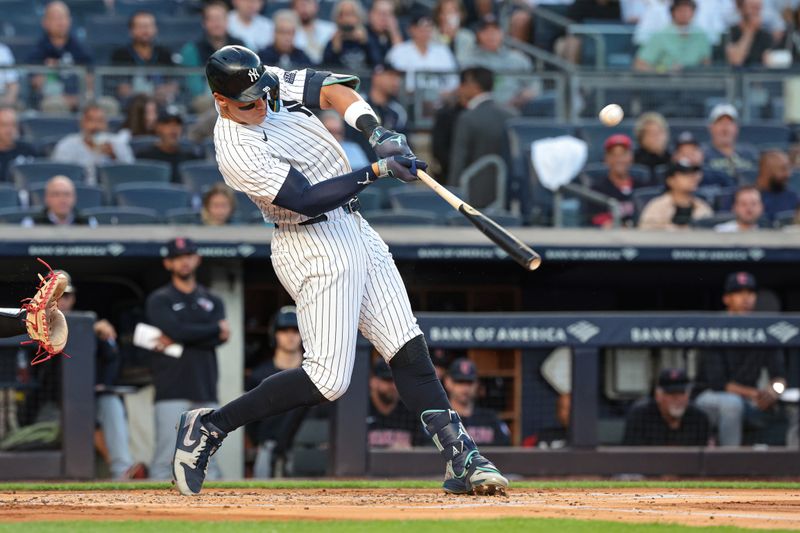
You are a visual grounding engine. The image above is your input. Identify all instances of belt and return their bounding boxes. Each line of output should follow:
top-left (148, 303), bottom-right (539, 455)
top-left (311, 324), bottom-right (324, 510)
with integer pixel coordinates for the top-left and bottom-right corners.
top-left (276, 196), bottom-right (360, 228)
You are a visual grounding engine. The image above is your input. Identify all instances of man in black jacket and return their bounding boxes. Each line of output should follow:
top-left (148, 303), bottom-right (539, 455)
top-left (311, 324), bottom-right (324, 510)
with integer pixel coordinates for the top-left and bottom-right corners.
top-left (146, 238), bottom-right (229, 479)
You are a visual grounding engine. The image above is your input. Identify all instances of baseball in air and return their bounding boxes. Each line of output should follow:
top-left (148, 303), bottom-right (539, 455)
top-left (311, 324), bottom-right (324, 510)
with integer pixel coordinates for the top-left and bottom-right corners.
top-left (599, 104), bottom-right (624, 126)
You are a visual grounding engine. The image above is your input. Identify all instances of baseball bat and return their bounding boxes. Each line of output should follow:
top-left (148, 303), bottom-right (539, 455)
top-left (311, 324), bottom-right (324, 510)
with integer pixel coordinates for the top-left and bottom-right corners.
top-left (416, 170), bottom-right (542, 271)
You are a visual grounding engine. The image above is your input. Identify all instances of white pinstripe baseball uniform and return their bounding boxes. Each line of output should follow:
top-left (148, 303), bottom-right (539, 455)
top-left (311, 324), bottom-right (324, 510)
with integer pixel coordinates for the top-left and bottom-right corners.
top-left (214, 67), bottom-right (422, 400)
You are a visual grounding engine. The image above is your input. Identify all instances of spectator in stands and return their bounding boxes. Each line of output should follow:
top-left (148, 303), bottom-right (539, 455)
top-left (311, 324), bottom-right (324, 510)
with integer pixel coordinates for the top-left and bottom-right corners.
top-left (245, 306), bottom-right (307, 477)
top-left (715, 185), bottom-right (764, 231)
top-left (634, 112), bottom-right (671, 177)
top-left (55, 270), bottom-right (144, 479)
top-left (695, 272), bottom-right (787, 446)
top-left (0, 42), bottom-right (19, 106)
top-left (181, 1), bottom-right (246, 98)
top-left (227, 0), bottom-right (274, 52)
top-left (120, 94), bottom-right (158, 137)
top-left (633, 0), bottom-right (737, 47)
top-left (259, 10), bottom-right (313, 70)
top-left (386, 11), bottom-right (458, 92)
top-left (726, 0), bottom-right (774, 67)
top-left (638, 159), bottom-right (713, 229)
top-left (135, 111), bottom-right (201, 182)
top-left (110, 11), bottom-right (176, 102)
top-left (432, 0), bottom-right (475, 59)
top-left (22, 175), bottom-right (94, 227)
top-left (323, 0), bottom-right (373, 70)
top-left (458, 14), bottom-right (532, 72)
top-left (320, 110), bottom-right (370, 168)
top-left (367, 65), bottom-right (407, 135)
top-left (51, 102), bottom-right (135, 184)
top-left (368, 359), bottom-right (418, 449)
top-left (365, 0), bottom-right (405, 66)
top-left (0, 107), bottom-right (36, 182)
top-left (201, 184), bottom-right (237, 226)
top-left (755, 149), bottom-right (799, 222)
top-left (633, 0), bottom-right (712, 72)
top-left (623, 368), bottom-right (711, 446)
top-left (673, 130), bottom-right (733, 188)
top-left (703, 103), bottom-right (759, 185)
top-left (589, 134), bottom-right (641, 228)
top-left (439, 358), bottom-right (511, 446)
top-left (448, 67), bottom-right (517, 193)
top-left (292, 0), bottom-right (337, 64)
top-left (146, 237), bottom-right (229, 480)
top-left (27, 0), bottom-right (93, 111)
top-left (556, 0), bottom-right (623, 63)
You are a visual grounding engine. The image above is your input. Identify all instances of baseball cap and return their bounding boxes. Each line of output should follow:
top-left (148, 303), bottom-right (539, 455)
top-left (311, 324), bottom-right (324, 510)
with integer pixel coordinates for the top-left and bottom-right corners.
top-left (604, 133), bottom-right (633, 152)
top-left (373, 358), bottom-right (393, 380)
top-left (675, 130), bottom-right (700, 148)
top-left (477, 14), bottom-right (500, 31)
top-left (409, 10), bottom-right (433, 26)
top-left (657, 368), bottom-right (690, 393)
top-left (157, 109), bottom-right (183, 125)
top-left (273, 305), bottom-right (298, 330)
top-left (724, 271), bottom-right (757, 294)
top-left (373, 64), bottom-right (401, 76)
top-left (53, 269), bottom-right (75, 294)
top-left (708, 103), bottom-right (738, 124)
top-left (667, 158), bottom-right (701, 176)
top-left (671, 0), bottom-right (696, 9)
top-left (447, 358), bottom-right (477, 382)
top-left (166, 237), bottom-right (198, 258)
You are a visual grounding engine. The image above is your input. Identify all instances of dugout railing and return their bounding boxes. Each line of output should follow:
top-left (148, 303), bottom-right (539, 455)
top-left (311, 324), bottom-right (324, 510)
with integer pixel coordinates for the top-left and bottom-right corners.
top-left (334, 313), bottom-right (800, 478)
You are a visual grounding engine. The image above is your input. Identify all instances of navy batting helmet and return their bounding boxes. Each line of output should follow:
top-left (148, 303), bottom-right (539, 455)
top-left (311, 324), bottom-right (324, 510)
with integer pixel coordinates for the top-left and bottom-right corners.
top-left (206, 45), bottom-right (280, 112)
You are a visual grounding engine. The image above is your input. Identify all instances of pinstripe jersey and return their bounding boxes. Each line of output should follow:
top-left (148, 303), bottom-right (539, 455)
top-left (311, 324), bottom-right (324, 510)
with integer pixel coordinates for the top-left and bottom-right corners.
top-left (214, 67), bottom-right (353, 225)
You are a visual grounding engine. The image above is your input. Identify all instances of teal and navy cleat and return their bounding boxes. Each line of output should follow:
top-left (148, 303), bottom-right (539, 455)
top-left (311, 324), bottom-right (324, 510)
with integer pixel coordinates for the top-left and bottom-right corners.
top-left (422, 409), bottom-right (509, 496)
top-left (172, 408), bottom-right (227, 496)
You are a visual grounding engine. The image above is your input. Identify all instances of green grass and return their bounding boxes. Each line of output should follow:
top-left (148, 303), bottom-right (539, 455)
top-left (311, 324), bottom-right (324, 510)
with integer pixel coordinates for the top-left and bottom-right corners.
top-left (0, 479), bottom-right (799, 492)
top-left (0, 519), bottom-right (795, 533)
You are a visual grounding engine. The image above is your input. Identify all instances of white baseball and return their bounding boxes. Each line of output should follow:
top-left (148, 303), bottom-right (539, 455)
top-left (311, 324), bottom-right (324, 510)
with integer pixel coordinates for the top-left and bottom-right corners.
top-left (599, 104), bottom-right (624, 126)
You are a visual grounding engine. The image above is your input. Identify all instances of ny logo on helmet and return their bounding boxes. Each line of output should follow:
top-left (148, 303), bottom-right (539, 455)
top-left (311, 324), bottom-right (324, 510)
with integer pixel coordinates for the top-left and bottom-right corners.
top-left (248, 68), bottom-right (259, 82)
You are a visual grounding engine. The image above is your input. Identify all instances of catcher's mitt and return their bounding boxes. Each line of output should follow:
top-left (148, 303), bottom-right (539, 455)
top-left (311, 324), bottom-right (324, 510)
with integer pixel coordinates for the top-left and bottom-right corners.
top-left (22, 259), bottom-right (69, 365)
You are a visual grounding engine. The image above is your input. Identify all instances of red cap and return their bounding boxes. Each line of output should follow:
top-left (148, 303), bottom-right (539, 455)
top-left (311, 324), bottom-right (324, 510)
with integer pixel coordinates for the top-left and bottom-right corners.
top-left (604, 133), bottom-right (633, 152)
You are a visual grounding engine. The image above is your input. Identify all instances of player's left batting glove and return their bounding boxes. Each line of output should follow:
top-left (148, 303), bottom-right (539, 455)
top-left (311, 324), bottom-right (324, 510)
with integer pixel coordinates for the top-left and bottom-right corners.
top-left (370, 127), bottom-right (413, 159)
top-left (377, 155), bottom-right (427, 183)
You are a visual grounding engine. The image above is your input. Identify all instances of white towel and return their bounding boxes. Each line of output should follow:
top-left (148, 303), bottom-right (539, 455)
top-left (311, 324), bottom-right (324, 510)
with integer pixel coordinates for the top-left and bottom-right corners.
top-left (531, 135), bottom-right (588, 192)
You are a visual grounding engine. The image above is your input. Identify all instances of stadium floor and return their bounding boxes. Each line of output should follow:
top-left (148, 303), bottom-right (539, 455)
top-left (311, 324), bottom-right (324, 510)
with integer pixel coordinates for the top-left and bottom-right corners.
top-left (1, 481), bottom-right (800, 531)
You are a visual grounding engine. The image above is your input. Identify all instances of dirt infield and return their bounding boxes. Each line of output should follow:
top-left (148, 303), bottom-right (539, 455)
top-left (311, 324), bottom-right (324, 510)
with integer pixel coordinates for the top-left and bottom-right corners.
top-left (1, 487), bottom-right (799, 529)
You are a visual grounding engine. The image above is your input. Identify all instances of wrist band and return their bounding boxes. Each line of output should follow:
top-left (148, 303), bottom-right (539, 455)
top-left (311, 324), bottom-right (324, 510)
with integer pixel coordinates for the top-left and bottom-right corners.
top-left (344, 100), bottom-right (378, 131)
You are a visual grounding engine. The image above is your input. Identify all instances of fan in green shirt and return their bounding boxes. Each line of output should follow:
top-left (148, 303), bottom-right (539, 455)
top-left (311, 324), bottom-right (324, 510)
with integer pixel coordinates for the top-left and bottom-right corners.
top-left (634, 0), bottom-right (711, 72)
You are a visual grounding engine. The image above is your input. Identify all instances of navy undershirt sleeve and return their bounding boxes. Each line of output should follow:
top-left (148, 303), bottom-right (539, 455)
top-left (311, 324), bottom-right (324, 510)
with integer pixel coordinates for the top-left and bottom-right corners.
top-left (273, 165), bottom-right (378, 217)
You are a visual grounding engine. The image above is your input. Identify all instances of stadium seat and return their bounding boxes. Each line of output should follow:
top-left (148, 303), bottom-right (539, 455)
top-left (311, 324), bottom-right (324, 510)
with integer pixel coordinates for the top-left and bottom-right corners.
top-left (790, 170), bottom-right (800, 194)
top-left (444, 209), bottom-right (522, 227)
top-left (129, 136), bottom-right (159, 155)
top-left (366, 178), bottom-right (405, 209)
top-left (691, 213), bottom-right (735, 228)
top-left (388, 187), bottom-right (460, 219)
top-left (178, 161), bottom-right (225, 193)
top-left (83, 15), bottom-right (129, 45)
top-left (773, 210), bottom-right (797, 228)
top-left (0, 206), bottom-right (39, 224)
top-left (115, 183), bottom-right (192, 212)
top-left (9, 160), bottom-right (86, 189)
top-left (81, 206), bottom-right (160, 224)
top-left (632, 186), bottom-right (665, 216)
top-left (519, 92), bottom-right (558, 118)
top-left (28, 183), bottom-right (104, 211)
top-left (738, 125), bottom-right (791, 148)
top-left (355, 189), bottom-right (382, 212)
top-left (580, 163), bottom-right (651, 188)
top-left (713, 186), bottom-right (738, 212)
top-left (97, 161), bottom-right (172, 195)
top-left (0, 0), bottom-right (39, 25)
top-left (165, 208), bottom-right (202, 225)
top-left (67, 0), bottom-right (108, 24)
top-left (159, 17), bottom-right (204, 43)
top-left (232, 191), bottom-right (262, 222)
top-left (361, 209), bottom-right (440, 226)
top-left (0, 184), bottom-right (19, 208)
top-left (113, 0), bottom-right (178, 16)
top-left (19, 116), bottom-right (80, 142)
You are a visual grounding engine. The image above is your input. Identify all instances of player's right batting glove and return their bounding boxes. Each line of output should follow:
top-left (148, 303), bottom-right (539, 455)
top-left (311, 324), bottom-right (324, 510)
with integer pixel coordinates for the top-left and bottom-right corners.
top-left (377, 155), bottom-right (428, 183)
top-left (370, 127), bottom-right (413, 159)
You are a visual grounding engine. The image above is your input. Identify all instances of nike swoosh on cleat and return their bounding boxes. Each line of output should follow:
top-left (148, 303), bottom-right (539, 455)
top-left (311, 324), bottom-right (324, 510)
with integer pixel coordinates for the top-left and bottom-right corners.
top-left (183, 411), bottom-right (201, 447)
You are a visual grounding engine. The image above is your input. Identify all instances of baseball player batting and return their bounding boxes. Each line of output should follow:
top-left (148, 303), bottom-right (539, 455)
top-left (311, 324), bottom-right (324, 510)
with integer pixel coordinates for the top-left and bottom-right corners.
top-left (171, 45), bottom-right (508, 496)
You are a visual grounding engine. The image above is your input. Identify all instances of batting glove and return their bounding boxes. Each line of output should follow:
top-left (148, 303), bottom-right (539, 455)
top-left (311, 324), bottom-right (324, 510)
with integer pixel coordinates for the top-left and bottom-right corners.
top-left (370, 127), bottom-right (413, 159)
top-left (377, 156), bottom-right (427, 183)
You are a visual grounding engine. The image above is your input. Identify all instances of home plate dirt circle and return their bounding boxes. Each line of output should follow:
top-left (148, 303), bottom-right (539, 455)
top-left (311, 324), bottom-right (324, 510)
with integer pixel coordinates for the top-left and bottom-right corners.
top-left (2, 488), bottom-right (799, 529)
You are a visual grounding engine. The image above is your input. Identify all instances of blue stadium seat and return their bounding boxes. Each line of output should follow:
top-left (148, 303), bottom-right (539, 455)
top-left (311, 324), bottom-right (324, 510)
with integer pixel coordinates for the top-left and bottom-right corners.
top-left (355, 189), bottom-right (381, 212)
top-left (632, 186), bottom-right (665, 216)
top-left (178, 161), bottom-right (225, 193)
top-left (10, 160), bottom-right (86, 189)
top-left (0, 0), bottom-right (39, 24)
top-left (20, 116), bottom-right (80, 142)
top-left (129, 136), bottom-right (159, 155)
top-left (0, 184), bottom-right (19, 208)
top-left (520, 92), bottom-right (558, 118)
top-left (713, 186), bottom-right (738, 212)
top-left (773, 210), bottom-right (797, 228)
top-left (67, 0), bottom-right (108, 24)
top-left (444, 209), bottom-right (522, 227)
top-left (0, 206), bottom-right (39, 224)
top-left (362, 209), bottom-right (440, 226)
top-left (165, 208), bottom-right (202, 224)
top-left (1, 18), bottom-right (39, 39)
top-left (98, 161), bottom-right (172, 195)
top-left (82, 15), bottom-right (129, 45)
top-left (81, 206), bottom-right (160, 224)
top-left (1, 37), bottom-right (36, 64)
top-left (790, 170), bottom-right (800, 195)
top-left (263, 0), bottom-right (291, 16)
top-left (388, 187), bottom-right (460, 219)
top-left (113, 0), bottom-right (178, 16)
top-left (232, 191), bottom-right (262, 222)
top-left (738, 125), bottom-right (791, 148)
top-left (159, 17), bottom-right (204, 43)
top-left (28, 183), bottom-right (104, 211)
top-left (115, 183), bottom-right (192, 212)
top-left (366, 178), bottom-right (405, 209)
